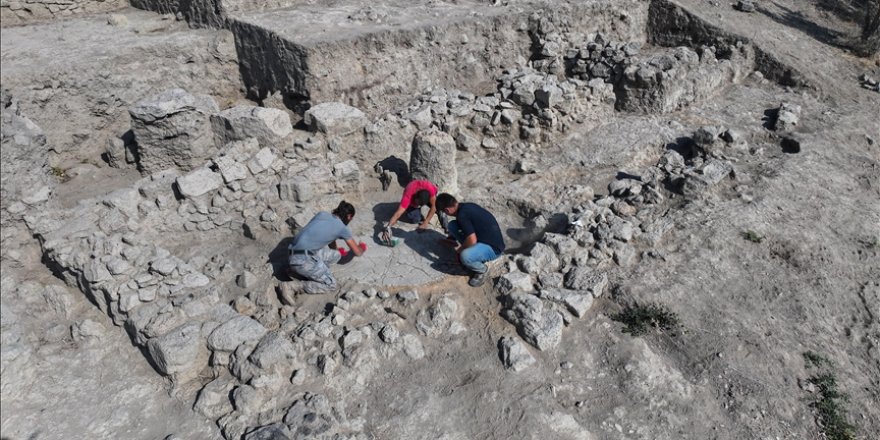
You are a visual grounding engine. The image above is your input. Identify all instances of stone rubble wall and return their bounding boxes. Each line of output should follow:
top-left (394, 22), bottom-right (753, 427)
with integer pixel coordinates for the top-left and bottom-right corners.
top-left (494, 124), bottom-right (746, 356)
top-left (0, 0), bottom-right (127, 26)
top-left (615, 44), bottom-right (754, 113)
top-left (230, 0), bottom-right (648, 116)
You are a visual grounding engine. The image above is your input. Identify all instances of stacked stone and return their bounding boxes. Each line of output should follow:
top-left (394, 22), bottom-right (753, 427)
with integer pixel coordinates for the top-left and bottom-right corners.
top-left (1, 0), bottom-right (126, 26)
top-left (395, 67), bottom-right (614, 153)
top-left (30, 184), bottom-right (456, 439)
top-left (562, 33), bottom-right (641, 83)
top-left (616, 44), bottom-right (754, 113)
top-left (492, 126), bottom-right (745, 361)
top-left (203, 289), bottom-right (462, 439)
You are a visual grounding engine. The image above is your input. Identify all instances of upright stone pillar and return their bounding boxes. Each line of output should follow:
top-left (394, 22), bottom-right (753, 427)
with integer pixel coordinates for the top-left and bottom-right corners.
top-left (129, 88), bottom-right (219, 174)
top-left (409, 127), bottom-right (458, 195)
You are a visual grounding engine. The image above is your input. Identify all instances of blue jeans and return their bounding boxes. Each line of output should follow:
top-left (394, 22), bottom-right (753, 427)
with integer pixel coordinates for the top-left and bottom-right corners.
top-left (448, 220), bottom-right (500, 274)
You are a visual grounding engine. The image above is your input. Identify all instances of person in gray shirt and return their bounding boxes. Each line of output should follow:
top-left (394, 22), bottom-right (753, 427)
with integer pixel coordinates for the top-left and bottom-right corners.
top-left (283, 201), bottom-right (366, 297)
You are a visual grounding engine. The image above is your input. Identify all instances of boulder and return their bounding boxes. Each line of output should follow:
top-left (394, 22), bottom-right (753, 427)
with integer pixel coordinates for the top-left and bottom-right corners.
top-left (146, 322), bottom-right (206, 376)
top-left (564, 268), bottom-right (608, 297)
top-left (496, 270), bottom-right (534, 294)
top-left (500, 293), bottom-right (564, 351)
top-left (248, 331), bottom-right (296, 369)
top-left (519, 242), bottom-right (560, 275)
top-left (176, 168), bottom-right (223, 199)
top-left (415, 296), bottom-right (459, 337)
top-left (498, 336), bottom-right (536, 371)
top-left (539, 288), bottom-right (594, 317)
top-left (211, 105), bottom-right (291, 147)
top-left (244, 423), bottom-right (290, 440)
top-left (213, 155), bottom-right (250, 183)
top-left (194, 375), bottom-right (235, 419)
top-left (208, 316), bottom-right (267, 352)
top-left (303, 102), bottom-right (367, 136)
top-left (1, 100), bottom-right (50, 203)
top-left (283, 394), bottom-right (336, 436)
top-left (129, 89), bottom-right (219, 173)
top-left (410, 127), bottom-right (458, 195)
top-left (774, 102), bottom-right (801, 132)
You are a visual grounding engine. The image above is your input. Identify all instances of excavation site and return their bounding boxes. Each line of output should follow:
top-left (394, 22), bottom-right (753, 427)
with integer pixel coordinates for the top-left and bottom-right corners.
top-left (1, 0), bottom-right (879, 439)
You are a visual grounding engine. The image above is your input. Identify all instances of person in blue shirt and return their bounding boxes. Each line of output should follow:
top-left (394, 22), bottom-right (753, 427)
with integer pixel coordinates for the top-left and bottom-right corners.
top-left (436, 193), bottom-right (505, 287)
top-left (284, 201), bottom-right (366, 297)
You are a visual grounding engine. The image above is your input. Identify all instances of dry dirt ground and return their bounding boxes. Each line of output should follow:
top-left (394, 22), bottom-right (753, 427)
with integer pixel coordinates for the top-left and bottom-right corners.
top-left (1, 0), bottom-right (879, 439)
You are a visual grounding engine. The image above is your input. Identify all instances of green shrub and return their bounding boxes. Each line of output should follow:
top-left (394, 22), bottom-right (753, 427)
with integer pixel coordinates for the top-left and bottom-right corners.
top-left (803, 351), bottom-right (858, 440)
top-left (742, 230), bottom-right (763, 243)
top-left (611, 303), bottom-right (679, 336)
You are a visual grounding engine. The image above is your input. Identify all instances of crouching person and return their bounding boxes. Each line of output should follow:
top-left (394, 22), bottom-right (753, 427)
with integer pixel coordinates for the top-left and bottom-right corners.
top-left (283, 201), bottom-right (366, 297)
top-left (436, 193), bottom-right (505, 287)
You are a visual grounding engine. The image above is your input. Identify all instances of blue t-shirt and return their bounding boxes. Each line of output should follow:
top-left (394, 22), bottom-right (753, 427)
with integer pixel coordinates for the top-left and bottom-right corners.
top-left (456, 203), bottom-right (505, 254)
top-left (290, 211), bottom-right (353, 251)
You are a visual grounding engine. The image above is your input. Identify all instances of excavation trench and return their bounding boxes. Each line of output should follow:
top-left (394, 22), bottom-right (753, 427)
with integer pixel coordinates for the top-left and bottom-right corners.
top-left (14, 1), bottom-right (814, 438)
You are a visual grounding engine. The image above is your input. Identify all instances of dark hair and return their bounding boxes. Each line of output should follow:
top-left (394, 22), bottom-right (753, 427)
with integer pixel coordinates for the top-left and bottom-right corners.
top-left (435, 193), bottom-right (457, 210)
top-left (414, 189), bottom-right (431, 207)
top-left (333, 201), bottom-right (356, 224)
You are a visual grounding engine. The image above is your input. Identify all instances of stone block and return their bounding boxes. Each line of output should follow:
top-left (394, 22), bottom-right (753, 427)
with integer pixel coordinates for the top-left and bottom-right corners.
top-left (129, 89), bottom-right (219, 173)
top-left (498, 336), bottom-right (536, 372)
top-left (176, 168), bottom-right (223, 199)
top-left (212, 105), bottom-right (291, 147)
top-left (303, 102), bottom-right (367, 136)
top-left (410, 127), bottom-right (458, 195)
top-left (146, 322), bottom-right (206, 376)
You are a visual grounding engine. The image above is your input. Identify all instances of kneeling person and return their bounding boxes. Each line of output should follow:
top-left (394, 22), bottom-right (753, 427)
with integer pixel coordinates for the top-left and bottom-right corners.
top-left (287, 201), bottom-right (366, 295)
top-left (436, 193), bottom-right (505, 287)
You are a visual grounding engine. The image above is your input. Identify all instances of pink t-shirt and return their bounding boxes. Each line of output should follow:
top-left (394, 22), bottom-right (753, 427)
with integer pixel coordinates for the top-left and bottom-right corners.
top-left (399, 180), bottom-right (438, 209)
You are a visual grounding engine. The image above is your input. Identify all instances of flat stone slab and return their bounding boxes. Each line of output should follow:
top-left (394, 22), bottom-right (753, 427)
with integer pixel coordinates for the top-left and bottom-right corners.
top-left (332, 195), bottom-right (462, 287)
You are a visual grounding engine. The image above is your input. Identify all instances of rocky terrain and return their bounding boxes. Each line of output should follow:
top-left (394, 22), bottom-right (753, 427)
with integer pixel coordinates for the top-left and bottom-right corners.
top-left (1, 0), bottom-right (878, 439)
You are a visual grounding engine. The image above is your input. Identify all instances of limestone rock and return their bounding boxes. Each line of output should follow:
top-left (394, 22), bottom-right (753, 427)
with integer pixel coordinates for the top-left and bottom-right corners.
top-left (519, 242), bottom-right (560, 275)
top-left (208, 316), bottom-right (268, 352)
top-left (539, 288), bottom-right (594, 317)
top-left (496, 270), bottom-right (534, 294)
top-left (1, 101), bottom-right (50, 202)
top-left (283, 394), bottom-right (336, 436)
top-left (564, 268), bottom-right (608, 297)
top-left (176, 168), bottom-right (223, 199)
top-left (774, 102), bottom-right (801, 132)
top-left (129, 89), bottom-right (220, 173)
top-left (303, 102), bottom-right (367, 136)
top-left (415, 296), bottom-right (458, 337)
top-left (410, 127), bottom-right (458, 195)
top-left (500, 293), bottom-right (564, 350)
top-left (194, 375), bottom-right (235, 419)
top-left (498, 336), bottom-right (536, 371)
top-left (244, 423), bottom-right (290, 440)
top-left (146, 322), bottom-right (206, 376)
top-left (212, 105), bottom-right (291, 147)
top-left (248, 331), bottom-right (295, 369)
top-left (213, 155), bottom-right (250, 183)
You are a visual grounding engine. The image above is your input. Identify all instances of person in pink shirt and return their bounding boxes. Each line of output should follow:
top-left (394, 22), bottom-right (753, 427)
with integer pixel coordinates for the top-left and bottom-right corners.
top-left (385, 179), bottom-right (439, 231)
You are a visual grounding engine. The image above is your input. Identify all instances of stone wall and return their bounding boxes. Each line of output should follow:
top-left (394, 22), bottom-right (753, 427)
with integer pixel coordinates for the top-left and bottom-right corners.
top-left (0, 0), bottom-right (126, 26)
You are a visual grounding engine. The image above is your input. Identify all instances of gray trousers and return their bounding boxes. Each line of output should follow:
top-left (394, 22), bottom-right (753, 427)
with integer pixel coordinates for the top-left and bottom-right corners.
top-left (288, 247), bottom-right (342, 294)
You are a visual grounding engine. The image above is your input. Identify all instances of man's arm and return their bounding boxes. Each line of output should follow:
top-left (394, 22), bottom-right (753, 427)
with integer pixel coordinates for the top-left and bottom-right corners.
top-left (457, 233), bottom-right (478, 252)
top-left (345, 238), bottom-right (366, 257)
top-left (388, 205), bottom-right (407, 228)
top-left (419, 196), bottom-right (437, 229)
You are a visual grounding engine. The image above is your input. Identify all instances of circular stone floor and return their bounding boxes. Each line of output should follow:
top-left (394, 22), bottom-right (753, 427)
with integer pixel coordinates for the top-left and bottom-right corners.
top-left (333, 194), bottom-right (465, 287)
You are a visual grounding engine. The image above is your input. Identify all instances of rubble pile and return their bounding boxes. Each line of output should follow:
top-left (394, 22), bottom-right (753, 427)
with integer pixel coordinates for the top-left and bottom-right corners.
top-left (493, 125), bottom-right (743, 360)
